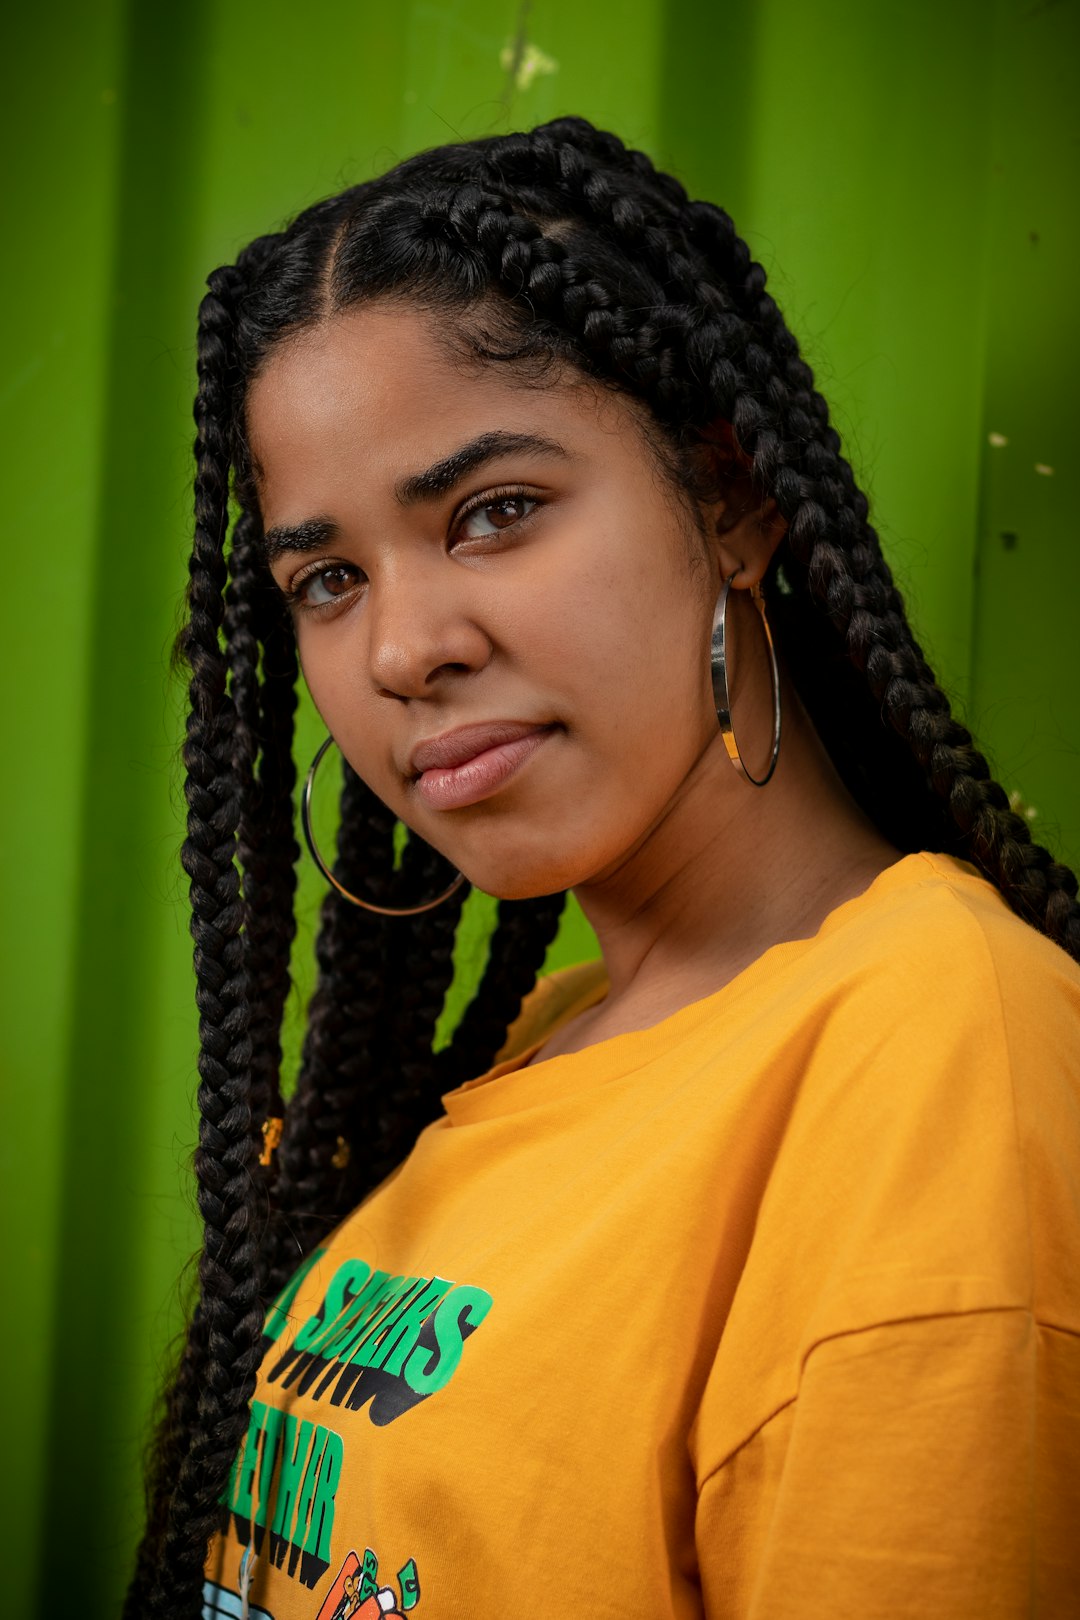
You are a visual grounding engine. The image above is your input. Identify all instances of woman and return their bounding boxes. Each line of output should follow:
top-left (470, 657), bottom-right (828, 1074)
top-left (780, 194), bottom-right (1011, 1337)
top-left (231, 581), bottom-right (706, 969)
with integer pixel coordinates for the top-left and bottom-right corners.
top-left (128, 118), bottom-right (1080, 1618)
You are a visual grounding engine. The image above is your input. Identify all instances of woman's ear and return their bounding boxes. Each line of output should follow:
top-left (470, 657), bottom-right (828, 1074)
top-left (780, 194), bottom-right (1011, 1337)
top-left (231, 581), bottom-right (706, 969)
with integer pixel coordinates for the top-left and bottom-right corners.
top-left (712, 493), bottom-right (787, 589)
top-left (689, 419), bottom-right (788, 588)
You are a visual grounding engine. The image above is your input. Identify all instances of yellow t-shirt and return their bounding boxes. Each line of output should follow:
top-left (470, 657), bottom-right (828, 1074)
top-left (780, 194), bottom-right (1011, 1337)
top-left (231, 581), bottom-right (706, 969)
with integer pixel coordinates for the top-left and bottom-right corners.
top-left (204, 852), bottom-right (1080, 1619)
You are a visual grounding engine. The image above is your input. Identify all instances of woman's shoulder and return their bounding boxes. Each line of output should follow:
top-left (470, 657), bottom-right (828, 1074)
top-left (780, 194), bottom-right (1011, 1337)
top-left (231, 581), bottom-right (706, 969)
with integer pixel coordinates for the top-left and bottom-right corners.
top-left (723, 854), bottom-right (1080, 1364)
top-left (495, 852), bottom-right (1080, 1068)
top-left (666, 849), bottom-right (1080, 1159)
top-left (814, 849), bottom-right (1080, 1020)
top-left (780, 853), bottom-right (1079, 1228)
top-left (765, 853), bottom-right (1080, 1146)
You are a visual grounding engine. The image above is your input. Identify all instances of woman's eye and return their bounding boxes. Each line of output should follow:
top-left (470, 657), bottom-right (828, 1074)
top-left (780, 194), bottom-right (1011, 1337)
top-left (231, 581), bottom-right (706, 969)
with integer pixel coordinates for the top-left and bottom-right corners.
top-left (294, 564), bottom-right (361, 607)
top-left (456, 494), bottom-right (536, 541)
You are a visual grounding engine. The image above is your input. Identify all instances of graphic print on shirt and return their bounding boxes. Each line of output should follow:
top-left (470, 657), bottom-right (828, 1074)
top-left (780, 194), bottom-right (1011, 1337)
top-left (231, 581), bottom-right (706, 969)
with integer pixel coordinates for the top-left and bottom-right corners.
top-left (210, 1252), bottom-right (488, 1606)
top-left (203, 1545), bottom-right (274, 1617)
top-left (315, 1547), bottom-right (420, 1619)
top-left (202, 1544), bottom-right (420, 1620)
top-left (222, 1398), bottom-right (345, 1589)
top-left (265, 1255), bottom-right (494, 1427)
top-left (203, 1575), bottom-right (273, 1617)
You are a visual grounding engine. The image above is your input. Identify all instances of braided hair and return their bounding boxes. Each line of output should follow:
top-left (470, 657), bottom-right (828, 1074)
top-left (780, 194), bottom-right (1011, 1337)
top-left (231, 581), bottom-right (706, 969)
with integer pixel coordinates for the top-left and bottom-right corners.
top-left (129, 116), bottom-right (1080, 1615)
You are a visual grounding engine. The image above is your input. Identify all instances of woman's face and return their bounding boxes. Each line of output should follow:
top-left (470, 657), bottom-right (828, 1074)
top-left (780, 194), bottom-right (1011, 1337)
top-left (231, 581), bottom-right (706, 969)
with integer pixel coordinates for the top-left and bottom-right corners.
top-left (247, 303), bottom-right (727, 899)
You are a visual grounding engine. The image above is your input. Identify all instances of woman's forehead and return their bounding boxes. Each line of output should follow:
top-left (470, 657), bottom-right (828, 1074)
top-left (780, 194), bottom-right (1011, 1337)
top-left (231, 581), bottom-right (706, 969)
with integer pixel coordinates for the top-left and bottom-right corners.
top-left (246, 303), bottom-right (652, 497)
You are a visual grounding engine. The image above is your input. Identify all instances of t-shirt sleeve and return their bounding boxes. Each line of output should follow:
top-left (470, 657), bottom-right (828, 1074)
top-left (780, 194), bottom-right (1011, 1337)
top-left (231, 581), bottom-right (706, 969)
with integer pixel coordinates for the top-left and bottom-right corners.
top-left (695, 1308), bottom-right (1080, 1619)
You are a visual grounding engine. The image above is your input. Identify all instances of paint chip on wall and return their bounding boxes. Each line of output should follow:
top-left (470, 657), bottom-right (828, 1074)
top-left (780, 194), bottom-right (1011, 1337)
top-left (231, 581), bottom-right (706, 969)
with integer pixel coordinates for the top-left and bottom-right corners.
top-left (1008, 789), bottom-right (1039, 823)
top-left (500, 41), bottom-right (558, 92)
top-left (1034, 463), bottom-right (1054, 476)
top-left (988, 431), bottom-right (1008, 447)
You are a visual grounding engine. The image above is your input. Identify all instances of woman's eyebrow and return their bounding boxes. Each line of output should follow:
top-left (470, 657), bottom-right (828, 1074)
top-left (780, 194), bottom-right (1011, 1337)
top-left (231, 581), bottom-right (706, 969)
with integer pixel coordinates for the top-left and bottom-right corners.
top-left (261, 431), bottom-right (571, 560)
top-left (262, 516), bottom-right (339, 563)
top-left (394, 430), bottom-right (571, 505)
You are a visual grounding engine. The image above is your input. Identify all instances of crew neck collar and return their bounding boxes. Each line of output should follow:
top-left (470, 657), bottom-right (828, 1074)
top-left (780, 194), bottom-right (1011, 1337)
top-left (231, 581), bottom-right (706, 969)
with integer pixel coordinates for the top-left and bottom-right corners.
top-left (440, 852), bottom-right (986, 1126)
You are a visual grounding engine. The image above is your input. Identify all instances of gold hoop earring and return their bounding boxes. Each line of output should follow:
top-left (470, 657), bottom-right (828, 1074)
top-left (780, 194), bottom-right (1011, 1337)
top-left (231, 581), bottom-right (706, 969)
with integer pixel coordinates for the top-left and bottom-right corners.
top-left (710, 575), bottom-right (782, 787)
top-left (301, 736), bottom-right (467, 917)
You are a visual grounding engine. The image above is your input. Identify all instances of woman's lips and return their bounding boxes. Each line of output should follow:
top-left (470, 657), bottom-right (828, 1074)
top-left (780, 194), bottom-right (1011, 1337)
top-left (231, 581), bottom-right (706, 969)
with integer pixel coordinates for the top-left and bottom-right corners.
top-left (412, 725), bottom-right (556, 810)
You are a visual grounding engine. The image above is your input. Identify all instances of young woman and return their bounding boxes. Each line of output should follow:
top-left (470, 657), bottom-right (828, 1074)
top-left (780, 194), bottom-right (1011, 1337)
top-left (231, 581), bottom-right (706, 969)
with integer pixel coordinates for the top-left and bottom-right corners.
top-left (128, 117), bottom-right (1080, 1619)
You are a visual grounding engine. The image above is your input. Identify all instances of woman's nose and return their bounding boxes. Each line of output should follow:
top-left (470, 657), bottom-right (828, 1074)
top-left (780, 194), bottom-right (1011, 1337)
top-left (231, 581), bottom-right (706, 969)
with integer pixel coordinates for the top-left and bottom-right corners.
top-left (366, 570), bottom-right (493, 700)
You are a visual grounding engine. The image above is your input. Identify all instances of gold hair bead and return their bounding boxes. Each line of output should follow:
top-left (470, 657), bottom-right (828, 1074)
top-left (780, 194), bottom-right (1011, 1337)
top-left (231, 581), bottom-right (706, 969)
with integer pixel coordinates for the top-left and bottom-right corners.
top-left (331, 1136), bottom-right (351, 1170)
top-left (259, 1117), bottom-right (284, 1167)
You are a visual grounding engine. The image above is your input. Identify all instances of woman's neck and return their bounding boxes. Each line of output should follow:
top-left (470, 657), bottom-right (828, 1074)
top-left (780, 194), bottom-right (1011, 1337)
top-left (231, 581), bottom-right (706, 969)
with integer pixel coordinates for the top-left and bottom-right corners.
top-left (565, 681), bottom-right (899, 1046)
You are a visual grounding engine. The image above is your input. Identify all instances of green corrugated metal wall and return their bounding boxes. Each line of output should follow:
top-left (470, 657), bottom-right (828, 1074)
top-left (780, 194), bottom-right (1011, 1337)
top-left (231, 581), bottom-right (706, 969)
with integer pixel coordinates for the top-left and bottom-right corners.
top-left (2, 1), bottom-right (1076, 1611)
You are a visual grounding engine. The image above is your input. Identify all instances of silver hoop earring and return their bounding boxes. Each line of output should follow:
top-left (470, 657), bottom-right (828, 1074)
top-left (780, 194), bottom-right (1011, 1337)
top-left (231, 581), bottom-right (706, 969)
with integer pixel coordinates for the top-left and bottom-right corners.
top-left (710, 575), bottom-right (782, 787)
top-left (301, 736), bottom-right (467, 917)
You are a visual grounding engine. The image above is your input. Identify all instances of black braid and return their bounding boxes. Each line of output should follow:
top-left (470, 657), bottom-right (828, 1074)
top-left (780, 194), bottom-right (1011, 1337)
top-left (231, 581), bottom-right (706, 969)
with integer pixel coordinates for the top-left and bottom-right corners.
top-left (267, 808), bottom-right (469, 1290)
top-left (266, 763), bottom-right (397, 1282)
top-left (122, 1303), bottom-right (208, 1620)
top-left (139, 267), bottom-right (267, 1614)
top-left (445, 894), bottom-right (566, 1083)
top-left (137, 115), bottom-right (1080, 1620)
top-left (224, 507), bottom-right (299, 1147)
top-left (676, 191), bottom-right (1080, 952)
top-left (373, 834), bottom-right (469, 1153)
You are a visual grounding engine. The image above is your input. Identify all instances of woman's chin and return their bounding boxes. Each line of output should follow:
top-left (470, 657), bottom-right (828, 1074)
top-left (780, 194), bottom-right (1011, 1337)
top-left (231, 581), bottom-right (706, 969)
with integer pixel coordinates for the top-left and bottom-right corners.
top-left (456, 848), bottom-right (589, 904)
top-left (463, 868), bottom-right (570, 904)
